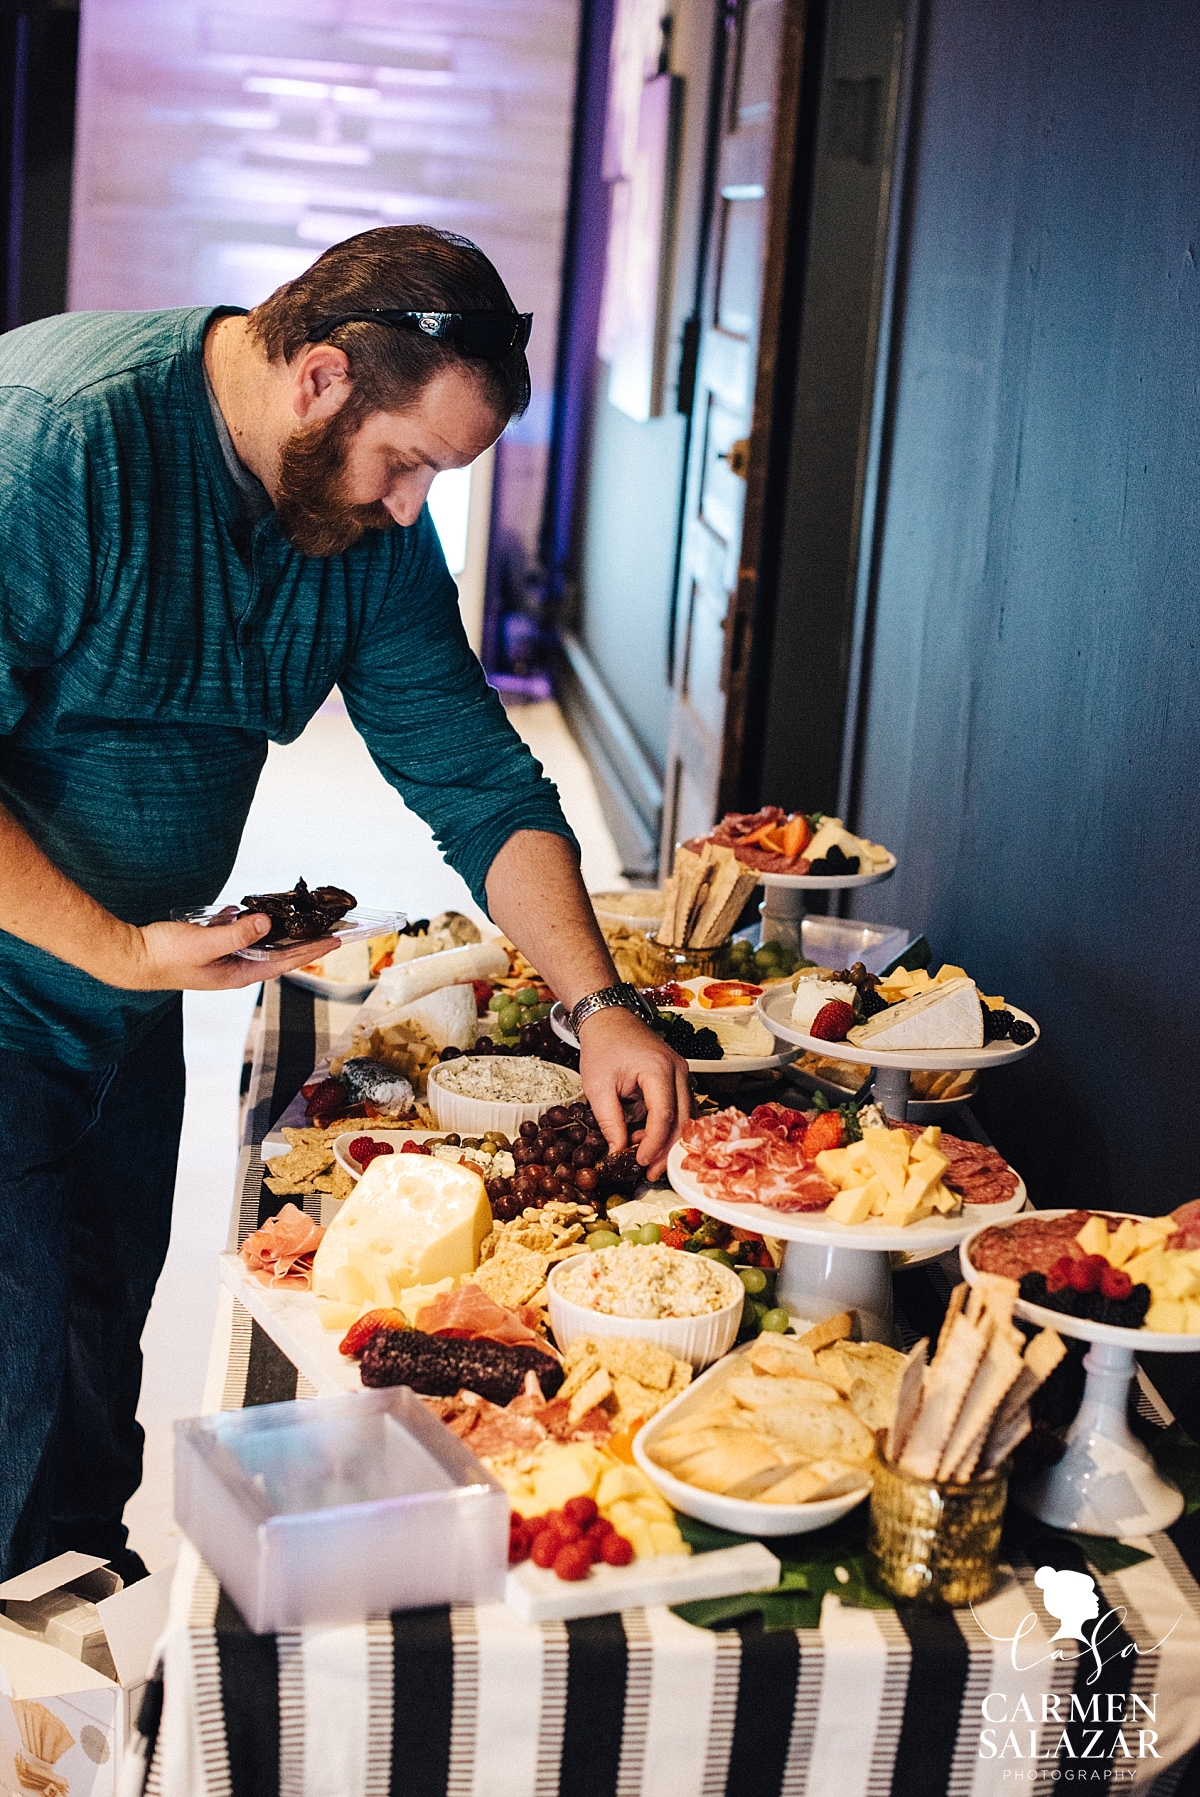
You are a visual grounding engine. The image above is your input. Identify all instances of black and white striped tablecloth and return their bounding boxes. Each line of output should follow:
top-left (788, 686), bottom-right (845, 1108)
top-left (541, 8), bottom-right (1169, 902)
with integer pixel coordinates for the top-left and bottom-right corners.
top-left (136, 980), bottom-right (1200, 1797)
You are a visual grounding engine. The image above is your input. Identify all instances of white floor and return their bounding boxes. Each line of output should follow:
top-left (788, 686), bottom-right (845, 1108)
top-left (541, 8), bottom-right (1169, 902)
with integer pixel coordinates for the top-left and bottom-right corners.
top-left (124, 696), bottom-right (624, 1571)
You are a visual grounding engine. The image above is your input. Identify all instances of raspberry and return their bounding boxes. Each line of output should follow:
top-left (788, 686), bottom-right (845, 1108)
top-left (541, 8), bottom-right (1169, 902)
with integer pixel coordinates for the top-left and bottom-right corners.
top-left (809, 1000), bottom-right (856, 1042)
top-left (1046, 1256), bottom-right (1076, 1294)
top-left (348, 1135), bottom-right (394, 1169)
top-left (563, 1496), bottom-right (598, 1529)
top-left (600, 1533), bottom-right (634, 1567)
top-left (1066, 1255), bottom-right (1108, 1294)
top-left (1099, 1264), bottom-right (1133, 1301)
top-left (530, 1529), bottom-right (560, 1569)
top-left (401, 1139), bottom-right (432, 1155)
top-left (508, 1518), bottom-right (531, 1564)
top-left (553, 1541), bottom-right (593, 1582)
top-left (801, 1110), bottom-right (844, 1158)
top-left (555, 1518), bottom-right (584, 1545)
top-left (338, 1308), bottom-right (407, 1357)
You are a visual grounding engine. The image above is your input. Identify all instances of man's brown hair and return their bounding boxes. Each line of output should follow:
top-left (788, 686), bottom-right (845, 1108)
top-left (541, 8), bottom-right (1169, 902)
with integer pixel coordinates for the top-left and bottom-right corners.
top-left (246, 224), bottom-right (530, 425)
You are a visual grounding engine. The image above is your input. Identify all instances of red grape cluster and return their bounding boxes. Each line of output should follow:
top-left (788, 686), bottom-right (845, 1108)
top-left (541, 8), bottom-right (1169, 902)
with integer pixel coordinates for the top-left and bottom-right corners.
top-left (485, 1101), bottom-right (608, 1221)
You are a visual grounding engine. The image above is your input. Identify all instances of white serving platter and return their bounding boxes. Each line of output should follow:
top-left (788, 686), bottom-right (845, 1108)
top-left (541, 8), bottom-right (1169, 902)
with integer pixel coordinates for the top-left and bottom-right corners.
top-left (757, 984), bottom-right (1041, 1071)
top-left (218, 1251), bottom-right (363, 1394)
top-left (757, 852), bottom-right (897, 890)
top-left (172, 904), bottom-right (406, 961)
top-left (667, 1141), bottom-right (1020, 1251)
top-left (549, 1000), bottom-right (798, 1076)
top-left (283, 968), bottom-right (378, 1000)
top-left (633, 1342), bottom-right (872, 1535)
top-left (505, 1541), bottom-right (779, 1622)
top-left (959, 1209), bottom-right (1200, 1350)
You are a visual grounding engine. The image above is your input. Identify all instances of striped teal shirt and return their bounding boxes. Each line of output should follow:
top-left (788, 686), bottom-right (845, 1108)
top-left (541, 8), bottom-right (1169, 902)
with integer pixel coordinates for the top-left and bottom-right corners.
top-left (0, 307), bottom-right (574, 1066)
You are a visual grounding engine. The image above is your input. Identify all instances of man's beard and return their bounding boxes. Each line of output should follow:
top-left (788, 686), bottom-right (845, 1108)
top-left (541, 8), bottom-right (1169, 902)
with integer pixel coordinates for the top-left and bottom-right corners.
top-left (273, 407), bottom-right (395, 558)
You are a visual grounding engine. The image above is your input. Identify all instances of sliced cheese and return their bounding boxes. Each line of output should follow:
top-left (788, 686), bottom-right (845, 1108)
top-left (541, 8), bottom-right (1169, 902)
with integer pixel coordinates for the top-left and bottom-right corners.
top-left (311, 1153), bottom-right (491, 1308)
top-left (301, 938), bottom-right (372, 983)
top-left (846, 976), bottom-right (984, 1051)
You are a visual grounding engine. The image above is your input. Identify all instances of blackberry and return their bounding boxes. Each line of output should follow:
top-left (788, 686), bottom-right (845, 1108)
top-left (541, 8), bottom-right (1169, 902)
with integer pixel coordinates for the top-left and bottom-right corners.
top-left (663, 1014), bottom-right (697, 1054)
top-left (808, 845), bottom-right (860, 875)
top-left (982, 1006), bottom-right (1013, 1043)
top-left (1097, 1283), bottom-right (1151, 1330)
top-left (858, 988), bottom-right (890, 1019)
top-left (690, 1027), bottom-right (723, 1060)
top-left (1008, 1018), bottom-right (1036, 1046)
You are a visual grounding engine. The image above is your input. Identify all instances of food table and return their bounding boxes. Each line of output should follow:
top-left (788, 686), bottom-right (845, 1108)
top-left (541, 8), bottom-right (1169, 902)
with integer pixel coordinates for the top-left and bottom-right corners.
top-left (135, 979), bottom-right (1200, 1797)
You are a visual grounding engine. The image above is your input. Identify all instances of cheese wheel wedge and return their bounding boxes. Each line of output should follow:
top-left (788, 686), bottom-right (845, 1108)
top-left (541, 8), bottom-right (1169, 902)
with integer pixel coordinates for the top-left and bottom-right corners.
top-left (311, 1153), bottom-right (491, 1307)
top-left (847, 976), bottom-right (984, 1051)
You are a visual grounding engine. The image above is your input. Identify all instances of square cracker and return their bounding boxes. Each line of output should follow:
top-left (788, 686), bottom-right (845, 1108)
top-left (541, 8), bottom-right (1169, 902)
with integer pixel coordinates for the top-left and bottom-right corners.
top-left (473, 1243), bottom-right (549, 1309)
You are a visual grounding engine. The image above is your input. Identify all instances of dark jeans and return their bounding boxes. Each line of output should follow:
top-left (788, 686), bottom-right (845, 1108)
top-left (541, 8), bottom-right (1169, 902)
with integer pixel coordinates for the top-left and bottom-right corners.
top-left (0, 1000), bottom-right (185, 1578)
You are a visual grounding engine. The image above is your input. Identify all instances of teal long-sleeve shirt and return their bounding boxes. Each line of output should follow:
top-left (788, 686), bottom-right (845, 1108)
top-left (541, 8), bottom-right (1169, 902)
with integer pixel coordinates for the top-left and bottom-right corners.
top-left (0, 307), bottom-right (575, 1067)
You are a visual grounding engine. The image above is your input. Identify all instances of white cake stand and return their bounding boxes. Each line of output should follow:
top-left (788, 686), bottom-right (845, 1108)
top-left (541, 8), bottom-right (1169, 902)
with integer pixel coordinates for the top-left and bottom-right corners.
top-left (666, 1141), bottom-right (1017, 1343)
top-left (757, 986), bottom-right (1040, 1121)
top-left (757, 855), bottom-right (896, 955)
top-left (549, 1001), bottom-right (799, 1076)
top-left (960, 1212), bottom-right (1198, 1537)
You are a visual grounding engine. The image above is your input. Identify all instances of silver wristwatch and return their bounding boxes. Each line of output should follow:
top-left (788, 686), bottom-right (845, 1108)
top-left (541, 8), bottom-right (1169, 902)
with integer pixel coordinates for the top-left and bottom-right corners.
top-left (569, 982), bottom-right (656, 1038)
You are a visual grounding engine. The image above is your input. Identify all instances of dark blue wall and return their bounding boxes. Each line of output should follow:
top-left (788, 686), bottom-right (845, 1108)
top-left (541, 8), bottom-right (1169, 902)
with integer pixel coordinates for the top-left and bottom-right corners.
top-left (849, 0), bottom-right (1200, 1214)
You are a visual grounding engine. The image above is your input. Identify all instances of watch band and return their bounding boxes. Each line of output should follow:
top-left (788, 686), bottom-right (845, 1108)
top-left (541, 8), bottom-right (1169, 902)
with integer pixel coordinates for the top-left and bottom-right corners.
top-left (569, 982), bottom-right (655, 1038)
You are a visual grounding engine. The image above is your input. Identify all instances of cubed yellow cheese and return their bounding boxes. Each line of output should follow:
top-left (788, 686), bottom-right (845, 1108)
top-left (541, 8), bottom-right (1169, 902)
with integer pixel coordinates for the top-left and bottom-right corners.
top-left (935, 964), bottom-right (968, 983)
top-left (1105, 1220), bottom-right (1141, 1268)
top-left (1075, 1216), bottom-right (1111, 1258)
top-left (883, 1179), bottom-right (934, 1227)
top-left (827, 1184), bottom-right (878, 1225)
top-left (1124, 1247), bottom-right (1166, 1287)
top-left (648, 1519), bottom-right (688, 1555)
top-left (914, 1124), bottom-right (943, 1154)
top-left (931, 1181), bottom-right (961, 1214)
top-left (311, 1154), bottom-right (491, 1307)
top-left (316, 1299), bottom-right (364, 1333)
top-left (815, 1146), bottom-right (853, 1181)
top-left (1185, 1301), bottom-right (1200, 1336)
top-left (596, 1464), bottom-right (652, 1507)
top-left (903, 1152), bottom-right (950, 1198)
top-left (1145, 1298), bottom-right (1187, 1334)
top-left (864, 1130), bottom-right (909, 1199)
top-left (861, 1174), bottom-right (890, 1214)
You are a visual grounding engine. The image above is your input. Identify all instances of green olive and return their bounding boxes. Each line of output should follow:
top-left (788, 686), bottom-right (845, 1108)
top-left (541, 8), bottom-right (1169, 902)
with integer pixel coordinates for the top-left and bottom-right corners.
top-left (460, 1136), bottom-right (482, 1149)
top-left (587, 1230), bottom-right (621, 1250)
top-left (635, 1223), bottom-right (662, 1245)
top-left (441, 1134), bottom-right (460, 1146)
top-left (697, 1247), bottom-right (736, 1269)
top-left (759, 1308), bottom-right (791, 1333)
top-left (737, 1266), bottom-right (768, 1294)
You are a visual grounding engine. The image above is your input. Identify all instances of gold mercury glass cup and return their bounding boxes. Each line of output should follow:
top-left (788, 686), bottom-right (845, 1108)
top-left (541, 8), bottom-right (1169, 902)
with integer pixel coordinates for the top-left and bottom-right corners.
top-left (866, 1459), bottom-right (1009, 1605)
top-left (646, 936), bottom-right (730, 984)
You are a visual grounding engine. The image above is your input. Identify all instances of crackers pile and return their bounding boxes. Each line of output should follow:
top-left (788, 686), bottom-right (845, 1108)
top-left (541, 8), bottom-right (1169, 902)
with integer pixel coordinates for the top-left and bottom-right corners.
top-left (558, 1336), bottom-right (692, 1433)
top-left (890, 1276), bottom-right (1066, 1481)
top-left (658, 843), bottom-right (759, 951)
top-left (647, 1311), bottom-right (896, 1506)
top-left (263, 1130), bottom-right (355, 1200)
top-left (474, 1201), bottom-right (595, 1311)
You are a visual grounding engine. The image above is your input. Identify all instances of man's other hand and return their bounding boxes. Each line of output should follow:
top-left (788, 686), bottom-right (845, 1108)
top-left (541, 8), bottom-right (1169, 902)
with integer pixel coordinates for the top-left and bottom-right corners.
top-left (576, 1007), bottom-right (692, 1182)
top-left (124, 912), bottom-right (339, 990)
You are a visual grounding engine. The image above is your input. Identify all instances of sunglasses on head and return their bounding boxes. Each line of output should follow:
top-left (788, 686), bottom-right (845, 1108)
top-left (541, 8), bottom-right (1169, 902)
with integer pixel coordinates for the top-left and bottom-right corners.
top-left (309, 309), bottom-right (533, 360)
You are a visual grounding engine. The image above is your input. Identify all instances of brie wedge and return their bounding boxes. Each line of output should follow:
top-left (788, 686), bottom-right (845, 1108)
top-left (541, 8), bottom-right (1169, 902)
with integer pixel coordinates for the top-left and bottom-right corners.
top-left (846, 976), bottom-right (984, 1051)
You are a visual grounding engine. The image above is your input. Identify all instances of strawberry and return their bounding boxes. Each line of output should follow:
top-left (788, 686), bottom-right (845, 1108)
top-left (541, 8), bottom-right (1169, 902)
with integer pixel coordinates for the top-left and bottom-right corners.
top-left (338, 1308), bottom-right (407, 1357)
top-left (809, 1000), bottom-right (856, 1042)
top-left (660, 1226), bottom-right (690, 1250)
top-left (801, 1111), bottom-right (844, 1158)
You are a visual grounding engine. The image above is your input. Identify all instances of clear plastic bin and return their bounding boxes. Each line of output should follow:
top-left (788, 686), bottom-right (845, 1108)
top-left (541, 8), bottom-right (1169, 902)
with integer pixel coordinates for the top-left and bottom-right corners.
top-left (174, 1388), bottom-right (509, 1633)
top-left (799, 915), bottom-right (914, 974)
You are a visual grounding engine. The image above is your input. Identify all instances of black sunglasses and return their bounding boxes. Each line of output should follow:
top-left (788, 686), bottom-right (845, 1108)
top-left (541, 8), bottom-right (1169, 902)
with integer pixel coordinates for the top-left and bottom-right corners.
top-left (309, 309), bottom-right (533, 359)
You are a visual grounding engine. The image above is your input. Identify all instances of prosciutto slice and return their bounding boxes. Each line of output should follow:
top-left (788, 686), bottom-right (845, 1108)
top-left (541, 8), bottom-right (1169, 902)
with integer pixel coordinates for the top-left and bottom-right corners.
top-left (239, 1204), bottom-right (325, 1289)
top-left (680, 1106), bottom-right (837, 1212)
top-left (682, 807), bottom-right (811, 874)
top-left (414, 1282), bottom-right (556, 1355)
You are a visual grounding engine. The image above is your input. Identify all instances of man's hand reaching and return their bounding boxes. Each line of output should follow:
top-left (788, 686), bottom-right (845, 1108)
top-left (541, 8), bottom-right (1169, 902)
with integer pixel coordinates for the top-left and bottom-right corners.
top-left (576, 1006), bottom-right (692, 1181)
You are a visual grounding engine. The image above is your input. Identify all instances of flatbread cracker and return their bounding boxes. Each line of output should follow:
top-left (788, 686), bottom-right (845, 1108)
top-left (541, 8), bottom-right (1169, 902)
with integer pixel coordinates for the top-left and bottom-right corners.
top-left (473, 1243), bottom-right (549, 1309)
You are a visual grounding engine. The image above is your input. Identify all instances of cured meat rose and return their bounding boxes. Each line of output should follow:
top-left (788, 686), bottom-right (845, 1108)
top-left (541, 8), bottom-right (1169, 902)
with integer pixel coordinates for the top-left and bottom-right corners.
top-left (239, 1204), bottom-right (325, 1289)
top-left (413, 1282), bottom-right (555, 1354)
top-left (680, 1105), bottom-right (837, 1212)
top-left (969, 1212), bottom-right (1092, 1280)
top-left (1168, 1199), bottom-right (1200, 1251)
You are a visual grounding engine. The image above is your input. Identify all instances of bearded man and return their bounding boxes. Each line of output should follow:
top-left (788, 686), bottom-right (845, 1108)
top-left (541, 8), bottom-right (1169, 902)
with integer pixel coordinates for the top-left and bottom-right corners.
top-left (0, 225), bottom-right (689, 1581)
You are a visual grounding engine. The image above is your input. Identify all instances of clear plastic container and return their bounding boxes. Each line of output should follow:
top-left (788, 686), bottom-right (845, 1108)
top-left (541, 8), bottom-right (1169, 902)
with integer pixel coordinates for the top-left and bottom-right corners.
top-left (174, 1389), bottom-right (508, 1632)
top-left (170, 905), bottom-right (406, 960)
top-left (798, 916), bottom-right (914, 975)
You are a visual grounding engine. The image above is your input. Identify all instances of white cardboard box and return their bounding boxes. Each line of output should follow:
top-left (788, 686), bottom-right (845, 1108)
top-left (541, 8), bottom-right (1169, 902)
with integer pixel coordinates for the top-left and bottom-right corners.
top-left (0, 1553), bottom-right (173, 1794)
